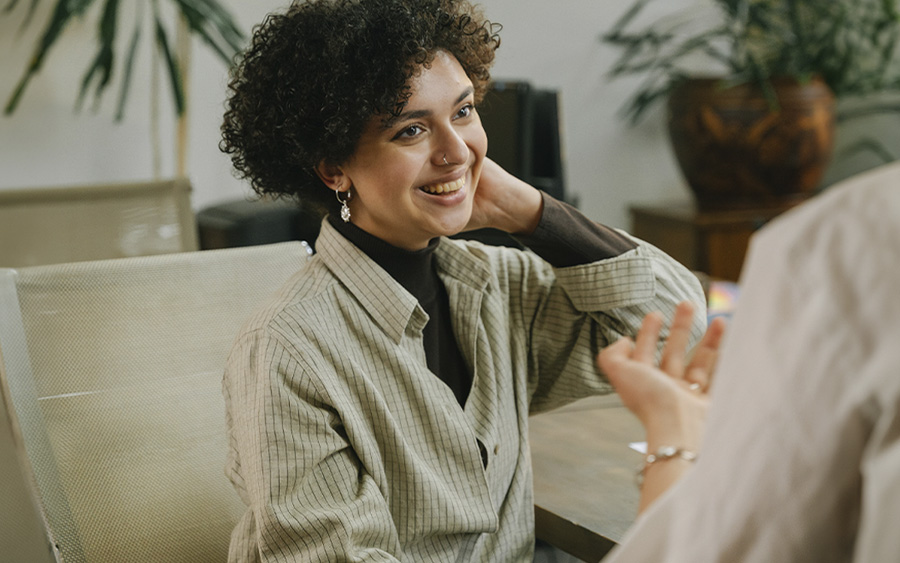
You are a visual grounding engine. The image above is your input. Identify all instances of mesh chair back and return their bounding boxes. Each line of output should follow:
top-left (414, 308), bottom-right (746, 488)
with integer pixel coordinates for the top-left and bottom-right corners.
top-left (0, 178), bottom-right (199, 268)
top-left (0, 241), bottom-right (311, 562)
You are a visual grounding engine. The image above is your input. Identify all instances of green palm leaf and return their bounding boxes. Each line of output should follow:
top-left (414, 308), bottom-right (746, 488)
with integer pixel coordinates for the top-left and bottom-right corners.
top-left (5, 0), bottom-right (99, 114)
top-left (152, 3), bottom-right (184, 116)
top-left (3, 0), bottom-right (39, 30)
top-left (173, 0), bottom-right (243, 63)
top-left (3, 0), bottom-right (244, 118)
top-left (114, 20), bottom-right (142, 121)
top-left (77, 0), bottom-right (119, 111)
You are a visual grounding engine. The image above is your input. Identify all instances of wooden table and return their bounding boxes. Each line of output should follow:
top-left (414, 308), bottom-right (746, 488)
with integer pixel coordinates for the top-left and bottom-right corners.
top-left (529, 395), bottom-right (644, 562)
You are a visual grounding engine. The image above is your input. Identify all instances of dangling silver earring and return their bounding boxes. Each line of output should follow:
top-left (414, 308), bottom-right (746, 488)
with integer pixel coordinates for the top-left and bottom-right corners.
top-left (335, 188), bottom-right (351, 223)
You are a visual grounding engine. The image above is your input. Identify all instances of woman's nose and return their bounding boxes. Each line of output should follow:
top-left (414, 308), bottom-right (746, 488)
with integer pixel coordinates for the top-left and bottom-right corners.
top-left (433, 126), bottom-right (469, 166)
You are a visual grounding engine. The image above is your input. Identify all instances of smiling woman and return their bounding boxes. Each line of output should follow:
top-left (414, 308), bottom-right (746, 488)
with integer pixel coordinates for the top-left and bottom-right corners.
top-left (219, 1), bottom-right (707, 561)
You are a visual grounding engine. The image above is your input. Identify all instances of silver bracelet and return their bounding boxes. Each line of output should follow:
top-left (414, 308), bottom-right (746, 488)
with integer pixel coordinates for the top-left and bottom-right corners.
top-left (636, 446), bottom-right (698, 488)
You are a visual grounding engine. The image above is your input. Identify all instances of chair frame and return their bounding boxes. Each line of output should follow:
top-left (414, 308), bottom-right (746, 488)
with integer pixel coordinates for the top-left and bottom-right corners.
top-left (0, 177), bottom-right (199, 267)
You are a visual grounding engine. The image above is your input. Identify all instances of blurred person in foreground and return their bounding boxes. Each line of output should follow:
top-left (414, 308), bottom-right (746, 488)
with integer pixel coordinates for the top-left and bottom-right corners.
top-left (600, 162), bottom-right (900, 562)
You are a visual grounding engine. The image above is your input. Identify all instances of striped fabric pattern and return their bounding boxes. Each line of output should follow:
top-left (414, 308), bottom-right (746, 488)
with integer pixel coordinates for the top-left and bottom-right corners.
top-left (223, 220), bottom-right (705, 562)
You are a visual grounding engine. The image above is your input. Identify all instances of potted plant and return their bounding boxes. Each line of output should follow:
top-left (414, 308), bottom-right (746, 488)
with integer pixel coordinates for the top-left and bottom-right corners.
top-left (604, 0), bottom-right (900, 209)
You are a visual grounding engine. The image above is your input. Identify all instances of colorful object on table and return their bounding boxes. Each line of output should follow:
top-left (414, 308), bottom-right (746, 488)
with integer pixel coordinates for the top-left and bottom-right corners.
top-left (707, 280), bottom-right (740, 323)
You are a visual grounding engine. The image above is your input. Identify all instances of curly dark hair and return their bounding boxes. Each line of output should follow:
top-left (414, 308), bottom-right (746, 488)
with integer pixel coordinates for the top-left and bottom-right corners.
top-left (220, 0), bottom-right (501, 215)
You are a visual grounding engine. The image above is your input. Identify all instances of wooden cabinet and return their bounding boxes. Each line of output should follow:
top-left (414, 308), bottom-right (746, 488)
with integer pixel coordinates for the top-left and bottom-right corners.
top-left (630, 203), bottom-right (796, 281)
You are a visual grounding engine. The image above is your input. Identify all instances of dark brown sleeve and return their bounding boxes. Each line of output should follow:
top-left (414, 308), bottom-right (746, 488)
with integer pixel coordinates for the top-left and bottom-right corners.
top-left (514, 191), bottom-right (637, 268)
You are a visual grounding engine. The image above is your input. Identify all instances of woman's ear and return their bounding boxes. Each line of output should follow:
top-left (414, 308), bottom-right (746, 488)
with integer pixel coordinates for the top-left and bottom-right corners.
top-left (315, 160), bottom-right (348, 192)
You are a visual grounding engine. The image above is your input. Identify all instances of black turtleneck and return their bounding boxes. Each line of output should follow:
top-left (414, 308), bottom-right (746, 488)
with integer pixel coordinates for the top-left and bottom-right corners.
top-left (328, 216), bottom-right (472, 406)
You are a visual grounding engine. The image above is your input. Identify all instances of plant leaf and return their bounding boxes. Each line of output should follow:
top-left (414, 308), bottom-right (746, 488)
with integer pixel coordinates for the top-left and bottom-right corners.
top-left (76, 0), bottom-right (119, 111)
top-left (4, 0), bottom-right (245, 119)
top-left (605, 0), bottom-right (655, 39)
top-left (170, 0), bottom-right (244, 64)
top-left (602, 0), bottom-right (900, 125)
top-left (154, 13), bottom-right (185, 116)
top-left (838, 137), bottom-right (897, 163)
top-left (3, 0), bottom-right (51, 43)
top-left (836, 101), bottom-right (900, 122)
top-left (193, 0), bottom-right (244, 45)
top-left (4, 0), bottom-right (98, 114)
top-left (18, 0), bottom-right (40, 29)
top-left (115, 20), bottom-right (142, 121)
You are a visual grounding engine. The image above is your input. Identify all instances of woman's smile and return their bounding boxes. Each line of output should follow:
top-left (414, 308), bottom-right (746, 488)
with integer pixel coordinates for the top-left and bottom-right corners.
top-left (420, 176), bottom-right (465, 195)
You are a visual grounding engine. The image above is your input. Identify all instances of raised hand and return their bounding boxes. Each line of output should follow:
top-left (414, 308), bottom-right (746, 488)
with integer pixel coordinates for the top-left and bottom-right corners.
top-left (597, 302), bottom-right (726, 511)
top-left (465, 158), bottom-right (543, 235)
top-left (598, 302), bottom-right (726, 450)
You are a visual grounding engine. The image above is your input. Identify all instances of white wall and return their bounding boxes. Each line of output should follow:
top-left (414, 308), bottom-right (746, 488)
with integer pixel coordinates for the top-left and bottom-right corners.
top-left (1, 0), bottom-right (701, 230)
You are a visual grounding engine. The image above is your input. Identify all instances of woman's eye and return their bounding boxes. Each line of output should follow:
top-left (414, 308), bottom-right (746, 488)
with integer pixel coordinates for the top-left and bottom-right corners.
top-left (455, 104), bottom-right (474, 119)
top-left (395, 125), bottom-right (424, 139)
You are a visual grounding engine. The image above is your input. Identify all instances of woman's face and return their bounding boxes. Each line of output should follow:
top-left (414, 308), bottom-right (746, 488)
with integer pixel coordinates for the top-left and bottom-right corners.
top-left (329, 50), bottom-right (488, 250)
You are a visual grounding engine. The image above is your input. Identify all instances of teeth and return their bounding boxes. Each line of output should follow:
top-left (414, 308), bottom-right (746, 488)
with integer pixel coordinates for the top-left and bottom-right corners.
top-left (421, 177), bottom-right (464, 195)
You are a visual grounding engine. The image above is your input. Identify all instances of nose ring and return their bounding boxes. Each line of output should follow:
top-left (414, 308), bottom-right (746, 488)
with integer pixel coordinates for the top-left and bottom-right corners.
top-left (442, 154), bottom-right (449, 165)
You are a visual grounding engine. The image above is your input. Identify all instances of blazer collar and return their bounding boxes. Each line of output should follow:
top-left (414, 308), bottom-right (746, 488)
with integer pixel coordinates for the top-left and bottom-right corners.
top-left (316, 220), bottom-right (492, 343)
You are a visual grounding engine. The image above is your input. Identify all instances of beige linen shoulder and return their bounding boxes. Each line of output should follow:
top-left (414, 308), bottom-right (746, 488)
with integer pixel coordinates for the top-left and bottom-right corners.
top-left (224, 219), bottom-right (706, 562)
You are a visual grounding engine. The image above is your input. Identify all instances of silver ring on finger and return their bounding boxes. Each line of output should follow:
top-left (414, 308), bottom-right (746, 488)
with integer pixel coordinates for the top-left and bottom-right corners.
top-left (688, 382), bottom-right (702, 392)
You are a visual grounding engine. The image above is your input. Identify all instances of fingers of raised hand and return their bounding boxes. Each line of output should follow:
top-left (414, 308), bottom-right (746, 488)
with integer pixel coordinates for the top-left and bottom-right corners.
top-left (597, 336), bottom-right (672, 418)
top-left (659, 301), bottom-right (696, 379)
top-left (596, 337), bottom-right (635, 380)
top-left (684, 316), bottom-right (727, 392)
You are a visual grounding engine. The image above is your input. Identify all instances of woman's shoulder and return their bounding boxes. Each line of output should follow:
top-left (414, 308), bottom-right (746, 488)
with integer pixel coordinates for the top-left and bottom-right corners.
top-left (236, 257), bottom-right (346, 337)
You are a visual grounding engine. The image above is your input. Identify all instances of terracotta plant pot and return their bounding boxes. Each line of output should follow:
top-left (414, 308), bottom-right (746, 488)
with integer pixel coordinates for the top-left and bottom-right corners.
top-left (667, 77), bottom-right (835, 210)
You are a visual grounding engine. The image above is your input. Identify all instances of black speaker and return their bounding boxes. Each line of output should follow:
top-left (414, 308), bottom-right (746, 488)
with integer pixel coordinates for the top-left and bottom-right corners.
top-left (477, 81), bottom-right (569, 204)
top-left (479, 81), bottom-right (535, 183)
top-left (456, 81), bottom-right (571, 247)
top-left (530, 89), bottom-right (567, 203)
top-left (196, 198), bottom-right (323, 251)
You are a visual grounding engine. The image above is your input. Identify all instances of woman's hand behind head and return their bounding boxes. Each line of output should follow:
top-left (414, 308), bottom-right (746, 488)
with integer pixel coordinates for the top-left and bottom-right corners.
top-left (465, 158), bottom-right (543, 235)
